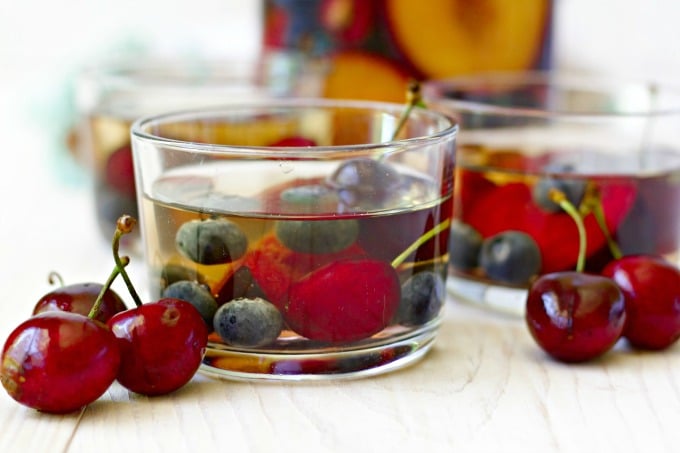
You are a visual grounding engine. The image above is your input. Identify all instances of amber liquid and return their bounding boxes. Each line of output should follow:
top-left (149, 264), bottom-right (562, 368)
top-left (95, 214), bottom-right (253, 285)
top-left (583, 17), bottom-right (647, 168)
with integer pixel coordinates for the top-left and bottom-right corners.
top-left (140, 160), bottom-right (452, 376)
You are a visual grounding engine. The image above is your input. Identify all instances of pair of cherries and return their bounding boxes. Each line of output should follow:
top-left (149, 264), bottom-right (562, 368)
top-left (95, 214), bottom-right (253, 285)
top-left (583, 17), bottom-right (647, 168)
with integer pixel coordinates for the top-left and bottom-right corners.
top-left (524, 189), bottom-right (680, 362)
top-left (0, 216), bottom-right (208, 414)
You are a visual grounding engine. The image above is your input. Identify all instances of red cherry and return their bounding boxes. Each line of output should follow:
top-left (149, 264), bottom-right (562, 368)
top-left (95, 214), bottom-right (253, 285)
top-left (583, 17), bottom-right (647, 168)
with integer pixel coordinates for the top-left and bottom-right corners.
top-left (285, 259), bottom-right (401, 343)
top-left (0, 312), bottom-right (120, 413)
top-left (105, 143), bottom-right (136, 198)
top-left (463, 179), bottom-right (637, 273)
top-left (525, 272), bottom-right (626, 362)
top-left (106, 299), bottom-right (208, 396)
top-left (270, 136), bottom-right (317, 147)
top-left (32, 282), bottom-right (127, 324)
top-left (602, 255), bottom-right (680, 350)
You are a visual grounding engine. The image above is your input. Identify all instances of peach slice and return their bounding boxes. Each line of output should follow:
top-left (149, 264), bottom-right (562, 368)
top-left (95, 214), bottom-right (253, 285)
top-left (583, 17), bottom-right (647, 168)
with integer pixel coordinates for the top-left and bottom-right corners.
top-left (322, 50), bottom-right (410, 103)
top-left (385, 0), bottom-right (552, 78)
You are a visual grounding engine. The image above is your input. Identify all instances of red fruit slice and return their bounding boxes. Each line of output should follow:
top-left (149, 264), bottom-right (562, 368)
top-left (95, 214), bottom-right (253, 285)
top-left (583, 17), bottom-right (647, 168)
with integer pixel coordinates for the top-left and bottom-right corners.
top-left (240, 233), bottom-right (368, 310)
top-left (285, 259), bottom-right (401, 343)
top-left (463, 180), bottom-right (637, 273)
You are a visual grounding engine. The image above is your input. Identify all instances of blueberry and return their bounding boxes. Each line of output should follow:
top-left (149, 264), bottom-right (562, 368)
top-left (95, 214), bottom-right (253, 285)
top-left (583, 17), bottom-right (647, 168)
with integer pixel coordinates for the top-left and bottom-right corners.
top-left (279, 184), bottom-right (339, 213)
top-left (162, 280), bottom-right (218, 328)
top-left (275, 219), bottom-right (359, 254)
top-left (157, 263), bottom-right (205, 290)
top-left (175, 218), bottom-right (248, 265)
top-left (479, 231), bottom-right (541, 285)
top-left (213, 297), bottom-right (283, 348)
top-left (449, 220), bottom-right (483, 270)
top-left (327, 158), bottom-right (403, 210)
top-left (396, 271), bottom-right (445, 326)
top-left (532, 164), bottom-right (586, 213)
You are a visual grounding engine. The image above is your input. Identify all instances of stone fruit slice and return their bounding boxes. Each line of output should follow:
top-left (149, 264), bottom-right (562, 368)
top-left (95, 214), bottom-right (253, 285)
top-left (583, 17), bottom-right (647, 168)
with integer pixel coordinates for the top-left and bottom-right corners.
top-left (385, 0), bottom-right (552, 78)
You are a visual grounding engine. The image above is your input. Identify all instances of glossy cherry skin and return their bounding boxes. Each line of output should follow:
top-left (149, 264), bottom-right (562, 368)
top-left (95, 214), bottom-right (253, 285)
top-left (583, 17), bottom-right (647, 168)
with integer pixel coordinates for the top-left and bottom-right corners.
top-left (106, 299), bottom-right (208, 396)
top-left (525, 272), bottom-right (626, 362)
top-left (32, 282), bottom-right (127, 323)
top-left (285, 259), bottom-right (401, 343)
top-left (0, 311), bottom-right (120, 414)
top-left (602, 255), bottom-right (680, 350)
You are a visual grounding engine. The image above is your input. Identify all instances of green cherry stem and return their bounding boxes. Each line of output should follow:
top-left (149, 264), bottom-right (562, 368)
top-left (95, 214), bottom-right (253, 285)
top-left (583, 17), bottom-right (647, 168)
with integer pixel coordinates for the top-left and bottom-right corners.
top-left (113, 215), bottom-right (144, 307)
top-left (582, 186), bottom-right (623, 260)
top-left (550, 188), bottom-right (587, 272)
top-left (87, 256), bottom-right (130, 319)
top-left (391, 218), bottom-right (451, 269)
top-left (391, 80), bottom-right (426, 141)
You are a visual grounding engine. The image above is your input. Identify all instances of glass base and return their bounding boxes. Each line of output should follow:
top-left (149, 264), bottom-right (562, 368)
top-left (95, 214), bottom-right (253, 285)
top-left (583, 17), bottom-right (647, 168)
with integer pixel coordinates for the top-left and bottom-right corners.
top-left (198, 325), bottom-right (439, 382)
top-left (446, 275), bottom-right (527, 318)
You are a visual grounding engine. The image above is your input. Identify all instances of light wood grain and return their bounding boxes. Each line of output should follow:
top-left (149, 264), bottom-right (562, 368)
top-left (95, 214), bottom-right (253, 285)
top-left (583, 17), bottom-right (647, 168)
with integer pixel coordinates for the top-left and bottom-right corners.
top-left (3, 298), bottom-right (678, 453)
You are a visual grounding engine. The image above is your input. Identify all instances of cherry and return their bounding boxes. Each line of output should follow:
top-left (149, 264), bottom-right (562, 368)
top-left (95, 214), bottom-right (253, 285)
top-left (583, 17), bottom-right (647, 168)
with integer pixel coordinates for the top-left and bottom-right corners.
top-left (32, 271), bottom-right (127, 323)
top-left (526, 272), bottom-right (626, 362)
top-left (283, 219), bottom-right (449, 343)
top-left (106, 215), bottom-right (209, 396)
top-left (285, 258), bottom-right (401, 342)
top-left (107, 298), bottom-right (208, 396)
top-left (602, 255), bottom-right (680, 350)
top-left (525, 189), bottom-right (626, 362)
top-left (1, 312), bottom-right (120, 414)
top-left (1, 261), bottom-right (127, 413)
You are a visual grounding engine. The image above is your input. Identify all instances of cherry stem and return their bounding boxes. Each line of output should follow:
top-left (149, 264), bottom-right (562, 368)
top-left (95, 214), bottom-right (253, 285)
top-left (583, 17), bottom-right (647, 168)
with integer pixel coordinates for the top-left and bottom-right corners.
top-left (550, 188), bottom-right (587, 272)
top-left (582, 185), bottom-right (623, 260)
top-left (47, 271), bottom-right (64, 287)
top-left (113, 215), bottom-right (144, 307)
top-left (87, 256), bottom-right (130, 319)
top-left (391, 218), bottom-right (451, 269)
top-left (391, 80), bottom-right (426, 141)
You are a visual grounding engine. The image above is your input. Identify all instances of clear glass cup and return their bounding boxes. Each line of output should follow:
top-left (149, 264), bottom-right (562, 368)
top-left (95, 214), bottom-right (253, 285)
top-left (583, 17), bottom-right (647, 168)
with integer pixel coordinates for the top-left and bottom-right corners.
top-left (130, 98), bottom-right (457, 380)
top-left (423, 71), bottom-right (680, 316)
top-left (76, 52), bottom-right (325, 252)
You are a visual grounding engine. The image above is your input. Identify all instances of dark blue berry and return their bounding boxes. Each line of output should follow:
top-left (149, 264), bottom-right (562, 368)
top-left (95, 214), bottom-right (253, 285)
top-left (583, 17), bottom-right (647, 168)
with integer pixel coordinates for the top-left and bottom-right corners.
top-left (213, 298), bottom-right (283, 348)
top-left (162, 280), bottom-right (218, 328)
top-left (532, 164), bottom-right (586, 213)
top-left (275, 219), bottom-right (359, 254)
top-left (157, 264), bottom-right (205, 290)
top-left (175, 218), bottom-right (248, 265)
top-left (479, 231), bottom-right (541, 285)
top-left (449, 220), bottom-right (483, 270)
top-left (396, 271), bottom-right (445, 326)
top-left (327, 158), bottom-right (403, 210)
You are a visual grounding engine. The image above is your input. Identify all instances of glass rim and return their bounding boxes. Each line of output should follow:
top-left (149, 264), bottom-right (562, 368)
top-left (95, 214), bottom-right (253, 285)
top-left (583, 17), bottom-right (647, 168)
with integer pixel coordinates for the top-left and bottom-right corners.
top-left (130, 98), bottom-right (458, 158)
top-left (422, 70), bottom-right (680, 118)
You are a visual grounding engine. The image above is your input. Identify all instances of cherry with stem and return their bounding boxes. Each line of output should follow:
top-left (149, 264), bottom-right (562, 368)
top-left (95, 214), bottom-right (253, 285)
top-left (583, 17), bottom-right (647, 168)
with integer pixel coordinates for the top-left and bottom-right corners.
top-left (106, 215), bottom-right (208, 396)
top-left (525, 189), bottom-right (626, 363)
